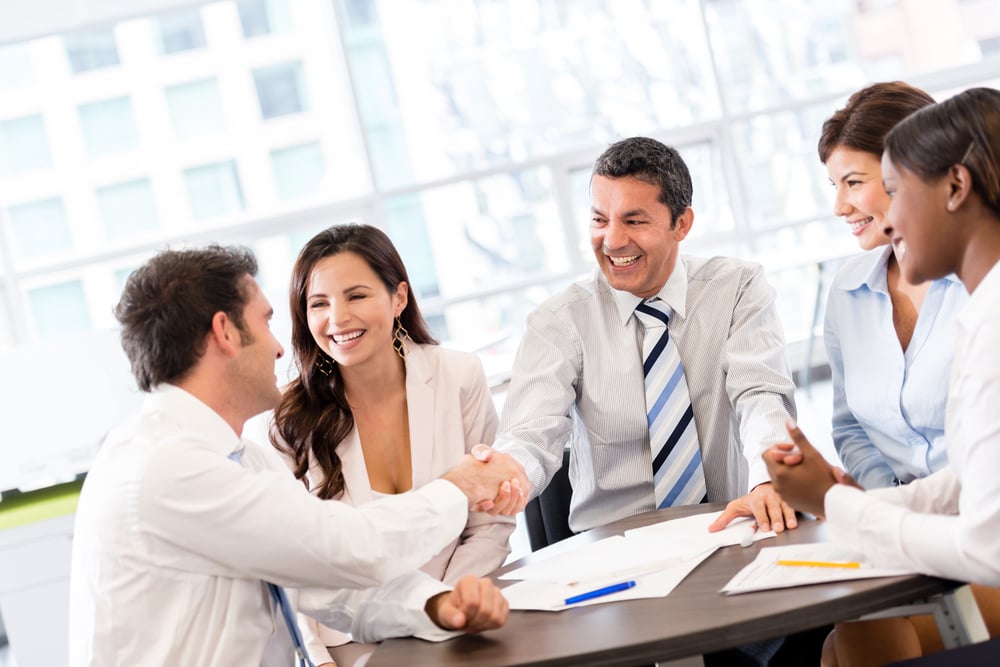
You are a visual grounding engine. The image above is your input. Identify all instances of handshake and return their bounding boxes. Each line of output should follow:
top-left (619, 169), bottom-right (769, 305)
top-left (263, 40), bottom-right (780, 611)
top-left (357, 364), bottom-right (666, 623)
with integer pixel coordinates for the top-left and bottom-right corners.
top-left (441, 444), bottom-right (531, 515)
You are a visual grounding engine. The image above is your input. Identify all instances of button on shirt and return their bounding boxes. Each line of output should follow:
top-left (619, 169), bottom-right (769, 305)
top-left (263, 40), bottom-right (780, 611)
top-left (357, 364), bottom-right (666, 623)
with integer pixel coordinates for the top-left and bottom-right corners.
top-left (69, 385), bottom-right (466, 667)
top-left (497, 257), bottom-right (796, 532)
top-left (825, 259), bottom-right (1000, 586)
top-left (824, 246), bottom-right (967, 488)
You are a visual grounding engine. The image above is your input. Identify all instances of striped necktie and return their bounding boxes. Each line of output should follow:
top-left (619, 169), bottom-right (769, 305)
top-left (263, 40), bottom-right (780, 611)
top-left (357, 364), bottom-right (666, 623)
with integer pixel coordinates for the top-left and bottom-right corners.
top-left (635, 298), bottom-right (707, 508)
top-left (228, 448), bottom-right (315, 667)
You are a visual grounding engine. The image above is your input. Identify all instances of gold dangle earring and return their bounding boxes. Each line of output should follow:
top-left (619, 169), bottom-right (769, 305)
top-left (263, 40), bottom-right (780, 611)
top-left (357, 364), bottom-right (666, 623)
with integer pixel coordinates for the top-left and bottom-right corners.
top-left (314, 351), bottom-right (335, 376)
top-left (392, 316), bottom-right (410, 360)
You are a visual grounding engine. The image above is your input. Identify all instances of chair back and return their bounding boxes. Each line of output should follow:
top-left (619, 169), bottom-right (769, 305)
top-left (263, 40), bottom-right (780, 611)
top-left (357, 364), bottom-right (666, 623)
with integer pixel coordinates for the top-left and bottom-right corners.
top-left (523, 448), bottom-right (574, 551)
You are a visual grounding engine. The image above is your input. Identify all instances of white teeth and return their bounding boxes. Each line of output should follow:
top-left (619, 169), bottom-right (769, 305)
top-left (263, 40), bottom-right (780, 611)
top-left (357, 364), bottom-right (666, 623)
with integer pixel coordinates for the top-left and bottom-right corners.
top-left (851, 218), bottom-right (873, 233)
top-left (333, 330), bottom-right (364, 344)
top-left (609, 255), bottom-right (639, 267)
top-left (896, 241), bottom-right (907, 258)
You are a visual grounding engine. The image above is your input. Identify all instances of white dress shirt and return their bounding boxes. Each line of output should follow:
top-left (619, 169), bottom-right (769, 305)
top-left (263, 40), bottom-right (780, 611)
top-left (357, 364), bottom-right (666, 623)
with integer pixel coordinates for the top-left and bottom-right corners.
top-left (824, 246), bottom-right (965, 488)
top-left (825, 260), bottom-right (1000, 586)
top-left (69, 385), bottom-right (468, 666)
top-left (497, 257), bottom-right (796, 532)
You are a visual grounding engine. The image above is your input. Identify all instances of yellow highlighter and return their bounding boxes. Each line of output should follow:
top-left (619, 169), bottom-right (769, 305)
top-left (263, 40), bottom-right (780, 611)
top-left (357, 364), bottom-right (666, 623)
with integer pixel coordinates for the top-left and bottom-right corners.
top-left (776, 559), bottom-right (861, 569)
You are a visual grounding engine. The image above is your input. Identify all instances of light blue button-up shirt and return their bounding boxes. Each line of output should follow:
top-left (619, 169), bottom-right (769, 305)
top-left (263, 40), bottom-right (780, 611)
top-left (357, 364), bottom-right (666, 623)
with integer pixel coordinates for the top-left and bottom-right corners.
top-left (823, 246), bottom-right (967, 489)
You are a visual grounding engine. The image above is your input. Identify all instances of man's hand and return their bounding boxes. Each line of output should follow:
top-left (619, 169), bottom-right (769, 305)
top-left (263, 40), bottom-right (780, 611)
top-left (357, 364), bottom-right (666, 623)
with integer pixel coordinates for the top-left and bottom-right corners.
top-left (441, 445), bottom-right (530, 516)
top-left (425, 575), bottom-right (509, 633)
top-left (708, 481), bottom-right (798, 533)
top-left (762, 421), bottom-right (837, 518)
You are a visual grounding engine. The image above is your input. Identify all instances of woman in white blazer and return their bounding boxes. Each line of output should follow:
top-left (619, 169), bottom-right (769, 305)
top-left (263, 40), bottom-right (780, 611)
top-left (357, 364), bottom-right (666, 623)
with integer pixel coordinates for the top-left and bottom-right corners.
top-left (271, 223), bottom-right (514, 666)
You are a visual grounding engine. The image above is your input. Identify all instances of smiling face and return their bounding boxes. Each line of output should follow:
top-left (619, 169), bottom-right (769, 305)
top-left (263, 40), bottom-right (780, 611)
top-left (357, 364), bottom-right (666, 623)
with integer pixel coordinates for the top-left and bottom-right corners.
top-left (305, 251), bottom-right (407, 369)
top-left (825, 146), bottom-right (892, 251)
top-left (880, 151), bottom-right (959, 284)
top-left (590, 175), bottom-right (692, 298)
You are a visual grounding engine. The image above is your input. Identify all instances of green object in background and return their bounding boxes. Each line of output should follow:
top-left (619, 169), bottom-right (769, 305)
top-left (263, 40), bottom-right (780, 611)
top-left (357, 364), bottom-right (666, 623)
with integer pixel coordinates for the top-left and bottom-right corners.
top-left (0, 479), bottom-right (83, 531)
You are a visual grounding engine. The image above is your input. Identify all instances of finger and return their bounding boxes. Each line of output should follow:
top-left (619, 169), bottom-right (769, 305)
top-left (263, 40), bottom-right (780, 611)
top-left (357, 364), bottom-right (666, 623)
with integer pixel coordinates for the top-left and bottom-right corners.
top-left (463, 581), bottom-right (496, 632)
top-left (784, 420), bottom-right (814, 454)
top-left (781, 500), bottom-right (798, 529)
top-left (780, 452), bottom-right (804, 465)
top-left (471, 444), bottom-right (493, 462)
top-left (764, 491), bottom-right (785, 533)
top-left (749, 493), bottom-right (771, 532)
top-left (708, 502), bottom-right (744, 532)
top-left (468, 581), bottom-right (507, 632)
top-left (473, 499), bottom-right (495, 512)
top-left (434, 594), bottom-right (467, 630)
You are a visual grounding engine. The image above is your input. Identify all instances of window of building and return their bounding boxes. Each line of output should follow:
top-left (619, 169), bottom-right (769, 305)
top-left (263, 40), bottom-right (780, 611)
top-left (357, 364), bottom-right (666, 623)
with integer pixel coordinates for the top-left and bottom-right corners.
top-left (236, 0), bottom-right (292, 38)
top-left (6, 198), bottom-right (72, 260)
top-left (165, 78), bottom-right (226, 139)
top-left (184, 161), bottom-right (244, 219)
top-left (77, 97), bottom-right (139, 156)
top-left (154, 7), bottom-right (208, 55)
top-left (96, 179), bottom-right (159, 241)
top-left (27, 280), bottom-right (91, 341)
top-left (63, 27), bottom-right (120, 73)
top-left (253, 61), bottom-right (307, 119)
top-left (339, 0), bottom-right (721, 189)
top-left (271, 142), bottom-right (326, 201)
top-left (0, 115), bottom-right (52, 175)
top-left (0, 44), bottom-right (33, 90)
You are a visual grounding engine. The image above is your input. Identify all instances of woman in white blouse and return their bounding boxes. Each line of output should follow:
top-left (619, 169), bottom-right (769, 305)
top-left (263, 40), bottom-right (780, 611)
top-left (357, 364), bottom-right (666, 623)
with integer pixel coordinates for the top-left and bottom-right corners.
top-left (271, 223), bottom-right (515, 666)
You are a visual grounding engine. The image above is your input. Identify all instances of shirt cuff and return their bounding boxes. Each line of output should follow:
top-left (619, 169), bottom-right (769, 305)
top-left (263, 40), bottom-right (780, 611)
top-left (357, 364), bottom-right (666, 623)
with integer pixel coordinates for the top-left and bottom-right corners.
top-left (823, 483), bottom-right (868, 546)
top-left (419, 479), bottom-right (470, 521)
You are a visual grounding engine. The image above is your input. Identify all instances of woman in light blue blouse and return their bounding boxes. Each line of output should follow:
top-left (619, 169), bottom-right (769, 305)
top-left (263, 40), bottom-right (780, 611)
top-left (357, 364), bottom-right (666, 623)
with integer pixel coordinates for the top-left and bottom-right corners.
top-left (819, 82), bottom-right (967, 491)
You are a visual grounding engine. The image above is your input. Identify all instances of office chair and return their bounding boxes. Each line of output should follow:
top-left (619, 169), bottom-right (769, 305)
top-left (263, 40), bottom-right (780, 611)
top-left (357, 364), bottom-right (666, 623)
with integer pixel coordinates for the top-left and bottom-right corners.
top-left (523, 448), bottom-right (574, 551)
top-left (885, 636), bottom-right (1000, 666)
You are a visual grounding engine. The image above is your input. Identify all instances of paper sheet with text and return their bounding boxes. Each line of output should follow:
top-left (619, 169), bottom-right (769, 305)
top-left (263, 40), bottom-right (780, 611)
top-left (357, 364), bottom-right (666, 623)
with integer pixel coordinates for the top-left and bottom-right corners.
top-left (499, 511), bottom-right (776, 611)
top-left (721, 543), bottom-right (914, 595)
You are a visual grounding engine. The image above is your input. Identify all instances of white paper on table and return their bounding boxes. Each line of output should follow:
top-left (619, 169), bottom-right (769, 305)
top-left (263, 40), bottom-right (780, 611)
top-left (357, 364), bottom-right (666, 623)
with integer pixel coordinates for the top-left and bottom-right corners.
top-left (721, 543), bottom-right (914, 595)
top-left (500, 534), bottom-right (712, 583)
top-left (501, 546), bottom-right (716, 611)
top-left (623, 511), bottom-right (777, 548)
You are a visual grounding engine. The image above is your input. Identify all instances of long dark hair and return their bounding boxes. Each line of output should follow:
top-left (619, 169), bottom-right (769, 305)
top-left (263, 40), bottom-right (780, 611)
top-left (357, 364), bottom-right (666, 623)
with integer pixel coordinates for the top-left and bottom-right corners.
top-left (270, 223), bottom-right (437, 499)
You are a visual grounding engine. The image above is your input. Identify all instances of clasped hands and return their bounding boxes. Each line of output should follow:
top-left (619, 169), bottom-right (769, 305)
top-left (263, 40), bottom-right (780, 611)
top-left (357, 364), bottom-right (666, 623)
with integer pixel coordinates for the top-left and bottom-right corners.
top-left (441, 444), bottom-right (531, 516)
top-left (762, 420), bottom-right (861, 518)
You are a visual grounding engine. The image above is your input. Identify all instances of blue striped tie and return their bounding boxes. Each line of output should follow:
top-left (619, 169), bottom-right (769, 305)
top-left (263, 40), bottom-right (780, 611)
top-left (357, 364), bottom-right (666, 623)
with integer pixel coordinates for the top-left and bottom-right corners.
top-left (228, 448), bottom-right (315, 667)
top-left (635, 298), bottom-right (707, 508)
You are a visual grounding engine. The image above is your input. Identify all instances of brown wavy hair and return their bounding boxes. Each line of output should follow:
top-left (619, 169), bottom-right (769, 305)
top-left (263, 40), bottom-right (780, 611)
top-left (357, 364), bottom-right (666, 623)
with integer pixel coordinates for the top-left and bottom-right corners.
top-left (270, 223), bottom-right (437, 499)
top-left (818, 81), bottom-right (934, 163)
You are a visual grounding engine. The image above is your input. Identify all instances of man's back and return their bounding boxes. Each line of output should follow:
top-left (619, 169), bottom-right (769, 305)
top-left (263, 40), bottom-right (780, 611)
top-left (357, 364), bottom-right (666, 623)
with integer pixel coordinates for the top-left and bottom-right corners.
top-left (69, 387), bottom-right (279, 666)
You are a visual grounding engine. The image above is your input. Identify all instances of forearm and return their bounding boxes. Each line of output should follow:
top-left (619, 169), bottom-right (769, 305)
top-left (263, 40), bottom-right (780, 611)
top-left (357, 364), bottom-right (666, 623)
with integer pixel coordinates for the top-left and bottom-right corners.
top-left (298, 571), bottom-right (459, 644)
top-left (441, 516), bottom-right (515, 585)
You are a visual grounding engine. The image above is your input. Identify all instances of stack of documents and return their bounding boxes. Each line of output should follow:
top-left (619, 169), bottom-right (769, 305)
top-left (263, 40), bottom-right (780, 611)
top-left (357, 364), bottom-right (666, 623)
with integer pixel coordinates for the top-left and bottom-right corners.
top-left (721, 543), bottom-right (914, 595)
top-left (500, 511), bottom-right (775, 611)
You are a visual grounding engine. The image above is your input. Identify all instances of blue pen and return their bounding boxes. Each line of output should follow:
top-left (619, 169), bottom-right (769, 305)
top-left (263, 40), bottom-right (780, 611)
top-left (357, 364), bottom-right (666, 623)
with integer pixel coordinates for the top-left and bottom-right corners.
top-left (564, 580), bottom-right (636, 605)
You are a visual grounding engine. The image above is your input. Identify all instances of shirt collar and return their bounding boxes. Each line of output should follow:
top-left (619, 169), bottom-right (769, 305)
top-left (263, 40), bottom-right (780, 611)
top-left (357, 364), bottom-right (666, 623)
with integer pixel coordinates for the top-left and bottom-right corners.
top-left (608, 258), bottom-right (688, 326)
top-left (960, 258), bottom-right (1000, 329)
top-left (144, 384), bottom-right (243, 459)
top-left (836, 245), bottom-right (963, 293)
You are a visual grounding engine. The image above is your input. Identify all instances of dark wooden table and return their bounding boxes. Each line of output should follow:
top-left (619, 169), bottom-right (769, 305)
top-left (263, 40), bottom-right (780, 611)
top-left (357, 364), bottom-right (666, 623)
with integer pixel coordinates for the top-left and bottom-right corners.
top-left (368, 504), bottom-right (960, 667)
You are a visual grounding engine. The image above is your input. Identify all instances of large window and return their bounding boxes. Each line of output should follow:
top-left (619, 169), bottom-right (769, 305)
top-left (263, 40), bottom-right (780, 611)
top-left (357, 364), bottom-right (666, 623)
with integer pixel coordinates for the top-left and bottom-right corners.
top-left (0, 115), bottom-right (52, 175)
top-left (2, 0), bottom-right (1000, 491)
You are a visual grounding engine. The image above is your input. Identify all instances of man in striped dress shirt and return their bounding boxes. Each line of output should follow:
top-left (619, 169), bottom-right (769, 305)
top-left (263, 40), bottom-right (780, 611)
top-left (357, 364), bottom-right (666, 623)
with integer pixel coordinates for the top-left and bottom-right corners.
top-left (497, 136), bottom-right (799, 537)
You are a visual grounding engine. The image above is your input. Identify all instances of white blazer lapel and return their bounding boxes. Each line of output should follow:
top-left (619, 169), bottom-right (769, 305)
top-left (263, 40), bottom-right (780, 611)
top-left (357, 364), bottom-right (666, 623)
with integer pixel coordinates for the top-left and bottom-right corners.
top-left (337, 425), bottom-right (373, 505)
top-left (405, 344), bottom-right (437, 487)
